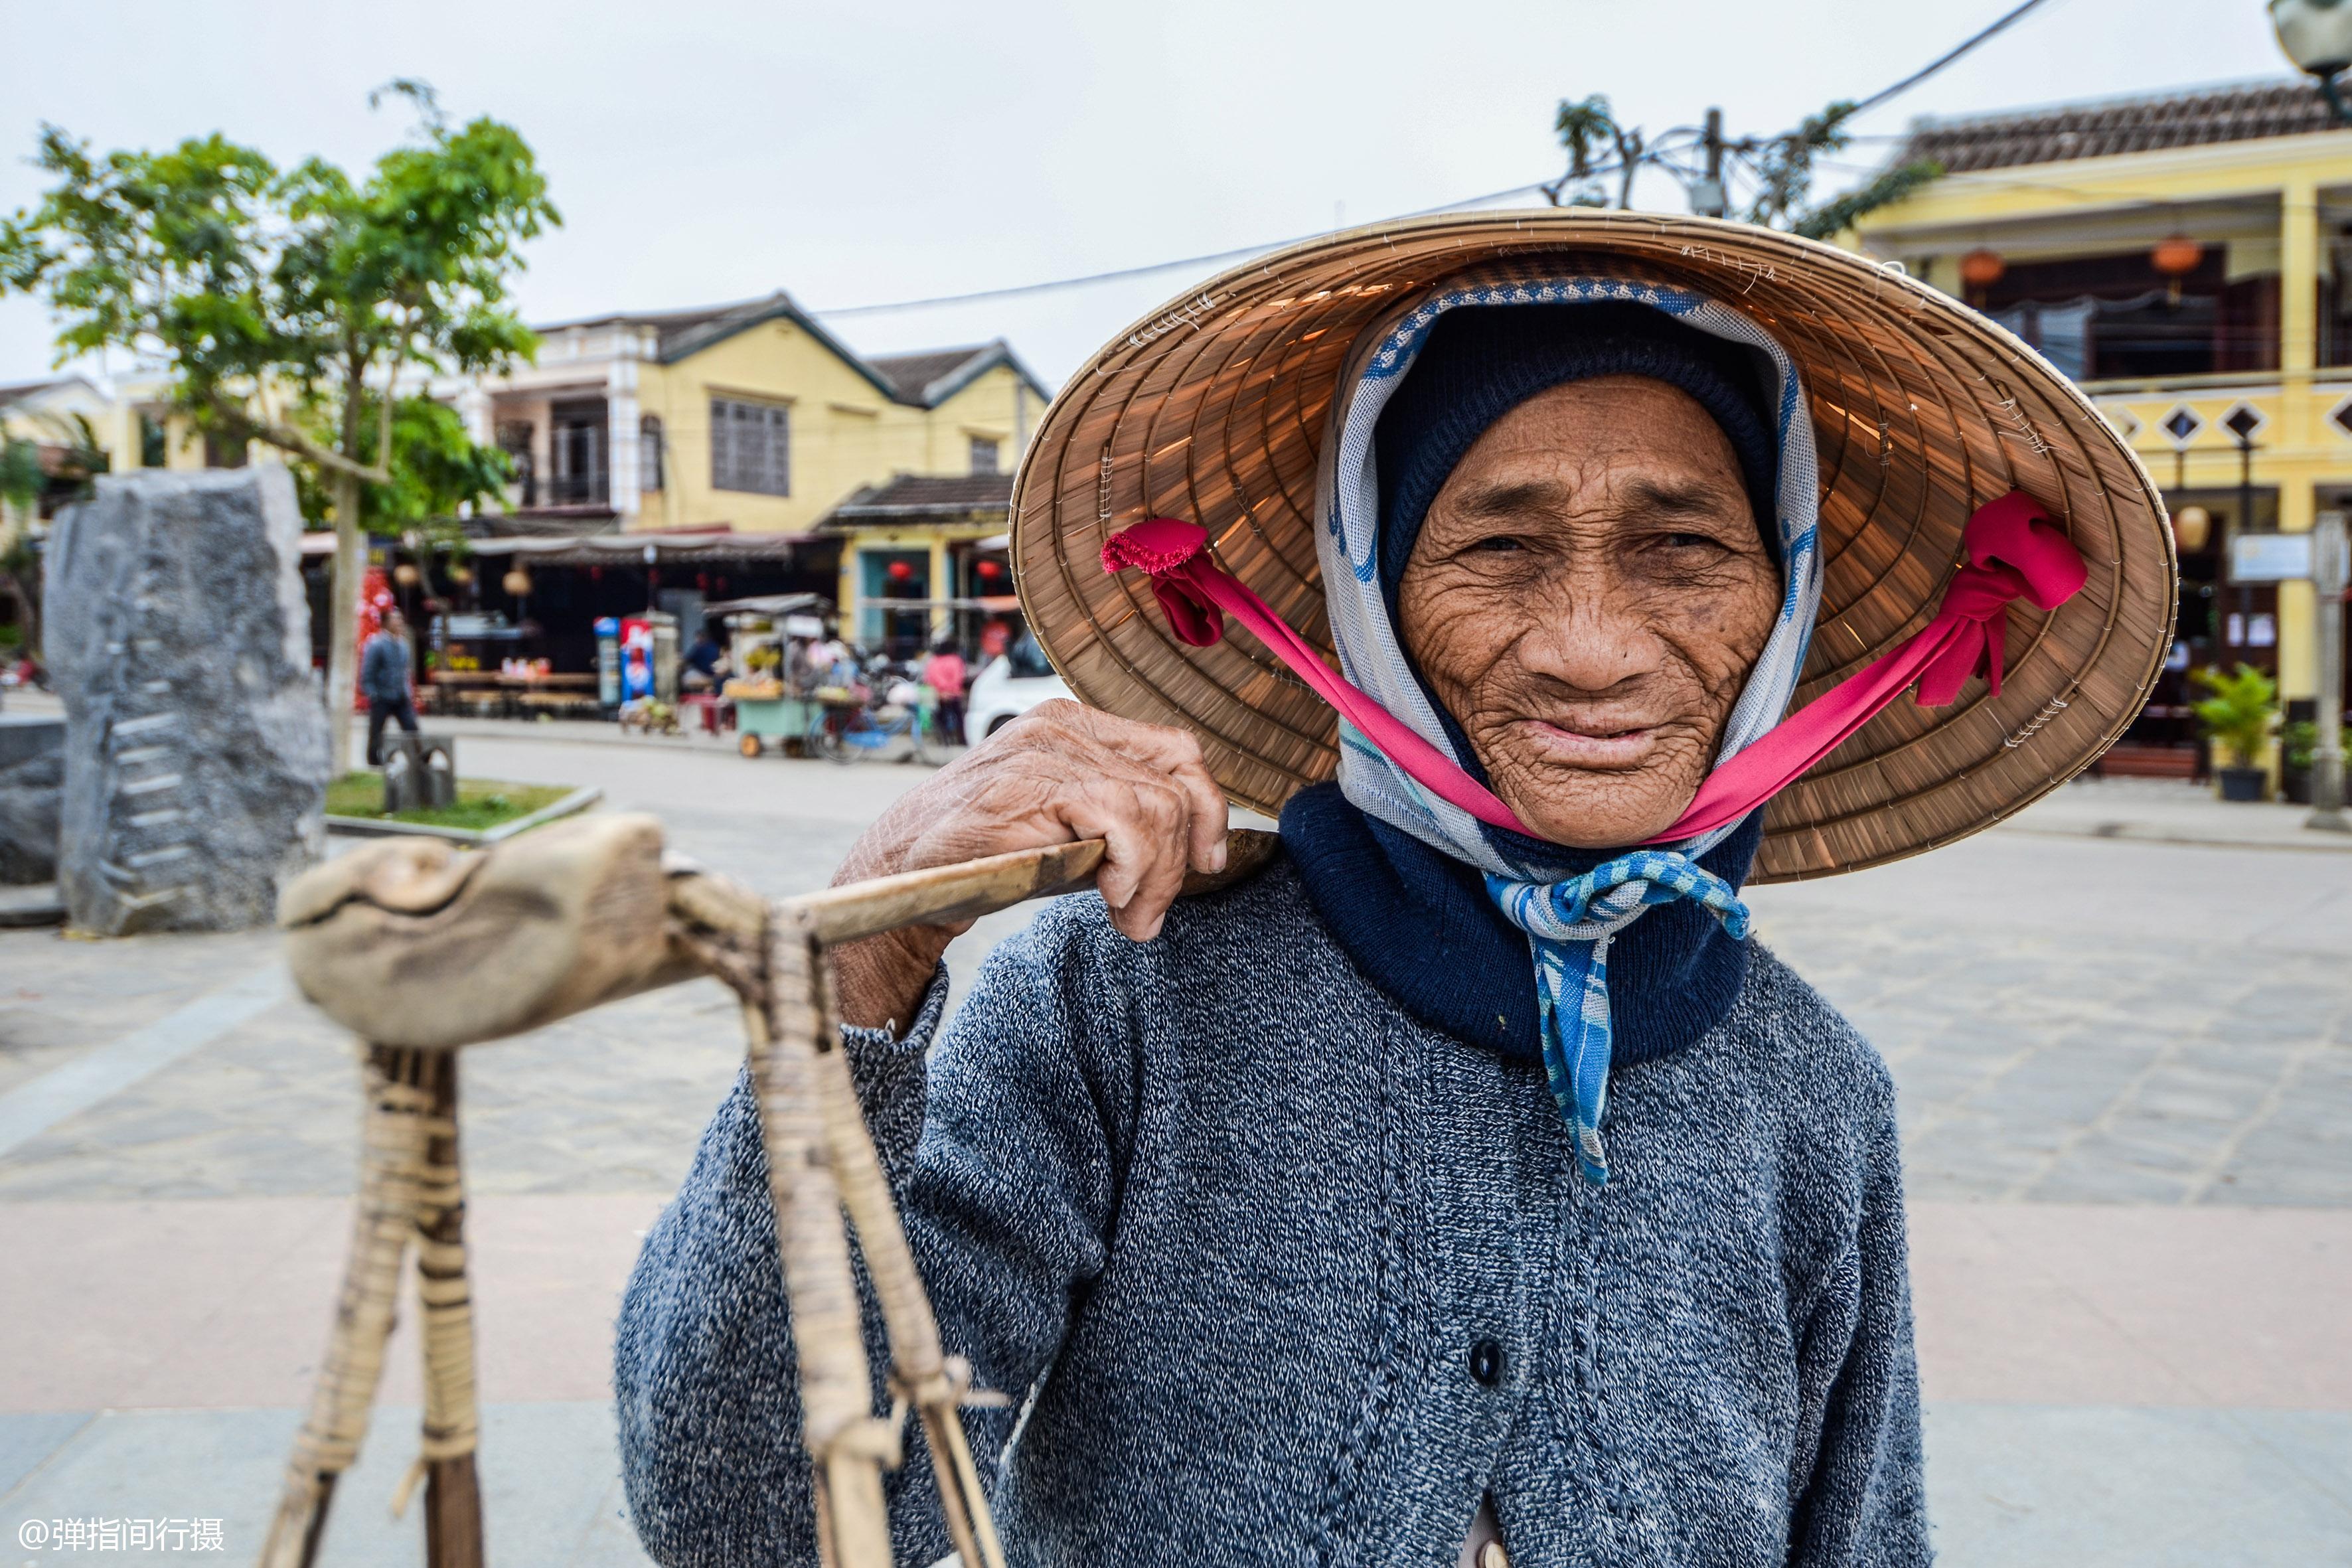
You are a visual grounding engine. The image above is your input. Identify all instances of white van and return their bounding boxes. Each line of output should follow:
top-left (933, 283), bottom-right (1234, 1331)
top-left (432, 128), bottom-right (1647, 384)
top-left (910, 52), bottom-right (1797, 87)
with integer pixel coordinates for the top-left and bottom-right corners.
top-left (963, 631), bottom-right (1073, 742)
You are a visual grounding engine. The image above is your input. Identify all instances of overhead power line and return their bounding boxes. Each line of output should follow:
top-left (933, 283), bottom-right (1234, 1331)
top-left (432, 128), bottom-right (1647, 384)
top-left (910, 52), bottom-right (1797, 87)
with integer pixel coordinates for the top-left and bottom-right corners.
top-left (813, 0), bottom-right (2059, 319)
top-left (811, 180), bottom-right (1555, 317)
top-left (1847, 0), bottom-right (2061, 117)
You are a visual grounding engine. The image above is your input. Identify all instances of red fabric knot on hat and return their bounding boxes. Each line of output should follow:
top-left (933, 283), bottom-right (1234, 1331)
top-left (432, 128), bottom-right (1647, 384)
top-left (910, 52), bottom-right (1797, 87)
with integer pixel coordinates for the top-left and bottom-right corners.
top-left (1099, 518), bottom-right (1227, 648)
top-left (1910, 489), bottom-right (2091, 707)
top-left (1101, 491), bottom-right (2088, 850)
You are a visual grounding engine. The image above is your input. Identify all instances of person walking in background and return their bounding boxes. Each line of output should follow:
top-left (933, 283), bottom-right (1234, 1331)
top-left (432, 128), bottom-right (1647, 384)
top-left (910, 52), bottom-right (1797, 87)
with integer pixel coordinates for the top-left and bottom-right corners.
top-left (681, 623), bottom-right (728, 693)
top-left (360, 609), bottom-right (418, 767)
top-left (920, 636), bottom-right (969, 745)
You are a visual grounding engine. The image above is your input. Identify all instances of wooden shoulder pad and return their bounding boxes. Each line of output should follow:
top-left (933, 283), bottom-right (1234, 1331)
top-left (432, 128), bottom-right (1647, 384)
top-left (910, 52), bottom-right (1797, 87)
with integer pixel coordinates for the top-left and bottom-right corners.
top-left (1177, 826), bottom-right (1281, 900)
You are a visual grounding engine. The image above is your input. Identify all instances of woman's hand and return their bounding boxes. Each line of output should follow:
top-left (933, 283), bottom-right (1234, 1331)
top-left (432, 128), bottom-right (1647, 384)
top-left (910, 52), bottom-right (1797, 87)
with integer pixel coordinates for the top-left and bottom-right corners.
top-left (828, 700), bottom-right (1229, 1030)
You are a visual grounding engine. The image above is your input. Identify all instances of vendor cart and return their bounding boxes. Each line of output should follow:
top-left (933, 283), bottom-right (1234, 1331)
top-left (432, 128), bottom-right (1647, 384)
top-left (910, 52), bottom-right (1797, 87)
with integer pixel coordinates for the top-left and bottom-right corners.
top-left (726, 679), bottom-right (820, 757)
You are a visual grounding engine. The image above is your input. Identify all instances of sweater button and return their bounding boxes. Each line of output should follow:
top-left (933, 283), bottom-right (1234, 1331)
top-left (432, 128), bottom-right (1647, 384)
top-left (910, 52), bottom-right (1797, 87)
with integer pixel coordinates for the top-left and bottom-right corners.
top-left (1468, 1338), bottom-right (1504, 1387)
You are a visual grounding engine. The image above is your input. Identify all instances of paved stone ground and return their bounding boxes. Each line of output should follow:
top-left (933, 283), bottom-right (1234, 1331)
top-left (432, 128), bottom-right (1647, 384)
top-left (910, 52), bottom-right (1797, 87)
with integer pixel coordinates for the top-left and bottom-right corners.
top-left (3, 724), bottom-right (2348, 1564)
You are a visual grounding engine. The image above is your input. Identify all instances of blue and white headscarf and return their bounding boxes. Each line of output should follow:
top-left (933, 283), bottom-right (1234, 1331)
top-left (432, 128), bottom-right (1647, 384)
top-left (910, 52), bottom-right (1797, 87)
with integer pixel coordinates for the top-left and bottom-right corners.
top-left (1310, 268), bottom-right (1825, 1185)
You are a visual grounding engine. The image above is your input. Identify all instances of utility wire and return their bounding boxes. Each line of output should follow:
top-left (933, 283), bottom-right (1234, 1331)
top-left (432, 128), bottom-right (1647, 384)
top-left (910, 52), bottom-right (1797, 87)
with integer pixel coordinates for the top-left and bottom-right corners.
top-left (813, 0), bottom-right (2059, 319)
top-left (1847, 0), bottom-right (2061, 117)
top-left (811, 179), bottom-right (1557, 317)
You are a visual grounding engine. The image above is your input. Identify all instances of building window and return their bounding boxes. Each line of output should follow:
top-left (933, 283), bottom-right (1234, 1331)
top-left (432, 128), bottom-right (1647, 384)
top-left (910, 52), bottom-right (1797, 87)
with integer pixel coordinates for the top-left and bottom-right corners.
top-left (495, 420), bottom-right (536, 508)
top-left (137, 410), bottom-right (167, 469)
top-left (548, 399), bottom-right (608, 506)
top-left (640, 415), bottom-right (665, 491)
top-left (711, 397), bottom-right (789, 496)
top-left (1978, 249), bottom-right (2276, 382)
top-left (969, 435), bottom-right (1001, 476)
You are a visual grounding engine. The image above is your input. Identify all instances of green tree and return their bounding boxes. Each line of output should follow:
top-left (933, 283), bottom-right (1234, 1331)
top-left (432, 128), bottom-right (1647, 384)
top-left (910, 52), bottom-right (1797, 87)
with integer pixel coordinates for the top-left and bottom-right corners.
top-left (0, 80), bottom-right (558, 766)
top-left (1738, 101), bottom-right (1940, 241)
top-left (1544, 96), bottom-right (1940, 240)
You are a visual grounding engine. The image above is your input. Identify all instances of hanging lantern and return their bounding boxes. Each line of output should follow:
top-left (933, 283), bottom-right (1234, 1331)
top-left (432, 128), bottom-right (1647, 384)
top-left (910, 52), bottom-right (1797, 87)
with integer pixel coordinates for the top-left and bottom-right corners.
top-left (2173, 505), bottom-right (2213, 552)
top-left (1958, 248), bottom-right (2006, 290)
top-left (503, 568), bottom-right (534, 598)
top-left (2153, 235), bottom-right (2204, 303)
top-left (696, 572), bottom-right (711, 592)
top-left (887, 559), bottom-right (916, 582)
top-left (446, 564), bottom-right (474, 587)
top-left (975, 558), bottom-right (1005, 582)
top-left (589, 565), bottom-right (603, 582)
top-left (392, 562), bottom-right (422, 589)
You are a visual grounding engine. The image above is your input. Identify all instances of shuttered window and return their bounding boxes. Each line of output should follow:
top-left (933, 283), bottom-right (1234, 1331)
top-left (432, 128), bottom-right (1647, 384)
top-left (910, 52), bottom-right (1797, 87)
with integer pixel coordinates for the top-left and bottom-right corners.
top-left (710, 397), bottom-right (791, 496)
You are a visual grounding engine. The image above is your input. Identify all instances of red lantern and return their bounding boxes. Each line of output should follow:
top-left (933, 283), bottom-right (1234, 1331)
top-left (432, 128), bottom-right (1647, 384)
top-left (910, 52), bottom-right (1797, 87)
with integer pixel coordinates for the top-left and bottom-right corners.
top-left (887, 560), bottom-right (916, 582)
top-left (1958, 248), bottom-right (2005, 303)
top-left (2152, 235), bottom-right (2203, 303)
top-left (696, 572), bottom-right (710, 591)
top-left (975, 559), bottom-right (1004, 581)
top-left (589, 565), bottom-right (603, 582)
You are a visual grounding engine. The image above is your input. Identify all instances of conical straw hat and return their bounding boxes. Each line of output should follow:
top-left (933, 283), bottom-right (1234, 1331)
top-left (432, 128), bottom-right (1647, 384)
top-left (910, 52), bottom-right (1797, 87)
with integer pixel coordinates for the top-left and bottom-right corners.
top-left (1011, 210), bottom-right (2176, 882)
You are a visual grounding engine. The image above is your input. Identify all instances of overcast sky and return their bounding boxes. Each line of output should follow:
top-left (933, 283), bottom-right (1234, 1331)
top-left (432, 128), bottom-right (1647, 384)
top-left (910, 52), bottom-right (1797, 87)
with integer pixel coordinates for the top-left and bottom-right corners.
top-left (0, 0), bottom-right (2300, 389)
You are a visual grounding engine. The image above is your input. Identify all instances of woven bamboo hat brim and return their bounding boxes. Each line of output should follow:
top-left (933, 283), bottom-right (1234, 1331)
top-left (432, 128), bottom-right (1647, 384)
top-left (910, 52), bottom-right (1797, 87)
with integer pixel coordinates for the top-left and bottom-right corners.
top-left (1011, 210), bottom-right (2176, 882)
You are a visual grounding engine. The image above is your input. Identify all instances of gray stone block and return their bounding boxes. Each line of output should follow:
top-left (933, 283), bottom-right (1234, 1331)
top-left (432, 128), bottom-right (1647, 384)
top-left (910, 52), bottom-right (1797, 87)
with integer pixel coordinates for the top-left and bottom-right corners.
top-left (0, 715), bottom-right (63, 882)
top-left (46, 469), bottom-right (329, 935)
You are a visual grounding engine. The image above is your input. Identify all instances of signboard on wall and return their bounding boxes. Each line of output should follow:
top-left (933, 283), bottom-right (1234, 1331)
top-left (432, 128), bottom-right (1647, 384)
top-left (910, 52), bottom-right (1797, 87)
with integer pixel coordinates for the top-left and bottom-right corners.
top-left (2229, 533), bottom-right (2313, 583)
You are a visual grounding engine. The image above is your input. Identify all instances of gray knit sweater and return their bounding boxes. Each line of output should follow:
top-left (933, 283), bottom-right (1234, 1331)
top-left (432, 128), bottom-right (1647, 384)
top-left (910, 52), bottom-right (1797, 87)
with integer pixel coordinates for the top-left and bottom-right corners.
top-left (613, 857), bottom-right (1928, 1566)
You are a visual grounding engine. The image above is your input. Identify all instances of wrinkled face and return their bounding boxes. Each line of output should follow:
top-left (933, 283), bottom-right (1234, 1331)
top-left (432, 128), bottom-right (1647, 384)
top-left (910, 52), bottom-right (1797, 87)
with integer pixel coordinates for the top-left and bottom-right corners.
top-left (1395, 376), bottom-right (1782, 850)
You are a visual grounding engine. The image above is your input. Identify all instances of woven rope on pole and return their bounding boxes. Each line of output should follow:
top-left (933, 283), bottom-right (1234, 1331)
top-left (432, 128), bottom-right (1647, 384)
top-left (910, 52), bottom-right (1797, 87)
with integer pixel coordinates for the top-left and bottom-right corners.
top-left (260, 1047), bottom-right (445, 1568)
top-left (392, 1053), bottom-right (483, 1528)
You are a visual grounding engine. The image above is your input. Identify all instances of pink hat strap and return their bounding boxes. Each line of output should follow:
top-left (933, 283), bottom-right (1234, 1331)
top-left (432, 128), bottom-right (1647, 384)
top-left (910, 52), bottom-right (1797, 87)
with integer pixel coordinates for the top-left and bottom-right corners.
top-left (1101, 517), bottom-right (1537, 835)
top-left (1650, 490), bottom-right (2087, 842)
top-left (1099, 490), bottom-right (2088, 848)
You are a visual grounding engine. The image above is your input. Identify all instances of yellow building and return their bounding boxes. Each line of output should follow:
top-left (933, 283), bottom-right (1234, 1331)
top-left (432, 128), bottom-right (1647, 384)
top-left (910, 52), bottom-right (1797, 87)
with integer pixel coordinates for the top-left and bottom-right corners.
top-left (0, 370), bottom-right (250, 494)
top-left (1851, 78), bottom-right (2352, 779)
top-left (470, 291), bottom-right (1048, 653)
top-left (473, 292), bottom-right (1046, 536)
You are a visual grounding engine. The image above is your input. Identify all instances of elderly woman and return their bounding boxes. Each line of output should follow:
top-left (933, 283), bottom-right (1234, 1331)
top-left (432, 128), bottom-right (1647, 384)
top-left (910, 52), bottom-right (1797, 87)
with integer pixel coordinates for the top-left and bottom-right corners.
top-left (615, 218), bottom-right (2171, 1567)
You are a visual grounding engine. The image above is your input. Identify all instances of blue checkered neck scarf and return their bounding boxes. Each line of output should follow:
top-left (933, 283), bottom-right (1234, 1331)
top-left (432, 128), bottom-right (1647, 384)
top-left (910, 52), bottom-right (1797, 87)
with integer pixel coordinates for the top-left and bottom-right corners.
top-left (1308, 268), bottom-right (1825, 1186)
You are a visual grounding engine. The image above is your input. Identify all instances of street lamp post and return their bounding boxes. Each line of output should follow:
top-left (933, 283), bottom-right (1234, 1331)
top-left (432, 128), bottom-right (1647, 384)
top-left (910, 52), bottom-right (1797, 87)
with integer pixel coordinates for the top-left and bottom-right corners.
top-left (2235, 424), bottom-right (2259, 656)
top-left (2310, 511), bottom-right (2351, 832)
top-left (2273, 0), bottom-right (2352, 123)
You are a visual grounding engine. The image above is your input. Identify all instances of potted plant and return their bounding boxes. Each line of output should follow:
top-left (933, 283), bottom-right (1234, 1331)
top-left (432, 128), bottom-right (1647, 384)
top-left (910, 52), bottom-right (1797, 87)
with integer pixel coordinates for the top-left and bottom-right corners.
top-left (2282, 719), bottom-right (2318, 805)
top-left (2191, 663), bottom-right (2278, 802)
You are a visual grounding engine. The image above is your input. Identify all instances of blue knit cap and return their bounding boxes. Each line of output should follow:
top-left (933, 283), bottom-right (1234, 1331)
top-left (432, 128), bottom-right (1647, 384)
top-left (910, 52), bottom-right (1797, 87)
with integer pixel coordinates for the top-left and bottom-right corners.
top-left (1372, 300), bottom-right (1782, 622)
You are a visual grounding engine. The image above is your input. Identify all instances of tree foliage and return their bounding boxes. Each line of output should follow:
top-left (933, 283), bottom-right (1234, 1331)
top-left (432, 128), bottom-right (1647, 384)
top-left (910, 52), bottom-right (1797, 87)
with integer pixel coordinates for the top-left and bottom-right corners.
top-left (290, 392), bottom-right (510, 536)
top-left (1544, 94), bottom-right (1940, 240)
top-left (0, 81), bottom-right (556, 491)
top-left (0, 81), bottom-right (559, 757)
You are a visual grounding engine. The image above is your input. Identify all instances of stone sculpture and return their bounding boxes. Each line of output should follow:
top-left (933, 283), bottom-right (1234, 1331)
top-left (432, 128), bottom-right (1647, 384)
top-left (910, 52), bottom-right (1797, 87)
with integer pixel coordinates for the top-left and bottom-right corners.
top-left (0, 714), bottom-right (64, 884)
top-left (48, 467), bottom-right (329, 935)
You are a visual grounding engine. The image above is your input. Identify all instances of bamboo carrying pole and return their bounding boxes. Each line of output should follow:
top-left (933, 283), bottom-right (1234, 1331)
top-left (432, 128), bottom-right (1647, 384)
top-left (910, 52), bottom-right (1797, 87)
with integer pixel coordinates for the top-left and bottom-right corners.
top-left (268, 818), bottom-right (1265, 1568)
top-left (260, 1048), bottom-right (467, 1568)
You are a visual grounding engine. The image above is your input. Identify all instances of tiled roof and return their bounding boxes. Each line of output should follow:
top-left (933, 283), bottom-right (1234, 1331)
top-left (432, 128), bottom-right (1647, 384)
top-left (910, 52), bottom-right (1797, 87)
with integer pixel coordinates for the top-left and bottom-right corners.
top-left (1898, 79), bottom-right (2343, 174)
top-left (530, 298), bottom-right (751, 355)
top-left (823, 472), bottom-right (1014, 525)
top-left (866, 347), bottom-right (989, 404)
top-left (0, 376), bottom-right (76, 409)
top-left (528, 303), bottom-right (1051, 407)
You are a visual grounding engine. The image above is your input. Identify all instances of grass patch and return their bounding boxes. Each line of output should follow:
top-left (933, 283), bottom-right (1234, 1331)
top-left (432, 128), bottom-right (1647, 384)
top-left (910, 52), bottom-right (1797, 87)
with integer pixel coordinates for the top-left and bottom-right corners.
top-left (327, 772), bottom-right (574, 832)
